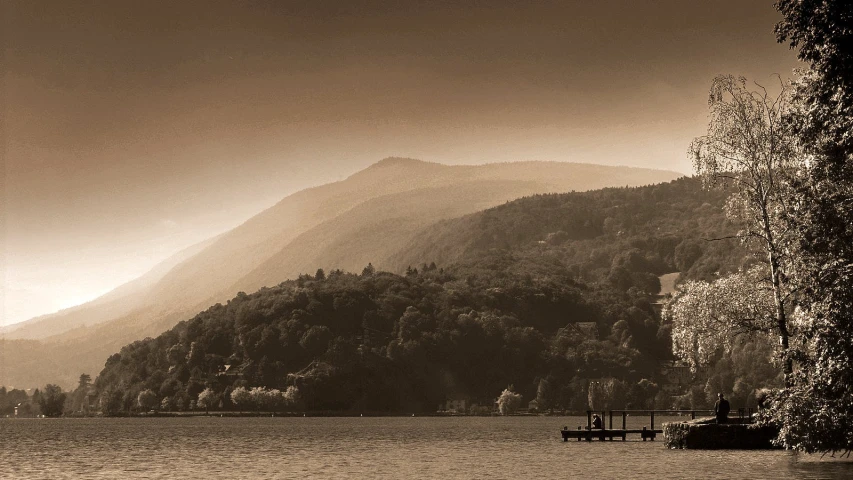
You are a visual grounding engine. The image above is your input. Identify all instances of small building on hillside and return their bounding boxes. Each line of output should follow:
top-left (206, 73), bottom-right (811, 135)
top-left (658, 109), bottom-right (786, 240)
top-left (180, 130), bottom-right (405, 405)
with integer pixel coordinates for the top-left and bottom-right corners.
top-left (574, 322), bottom-right (598, 340)
top-left (556, 322), bottom-right (599, 341)
top-left (442, 394), bottom-right (471, 413)
top-left (527, 399), bottom-right (540, 413)
top-left (217, 361), bottom-right (252, 379)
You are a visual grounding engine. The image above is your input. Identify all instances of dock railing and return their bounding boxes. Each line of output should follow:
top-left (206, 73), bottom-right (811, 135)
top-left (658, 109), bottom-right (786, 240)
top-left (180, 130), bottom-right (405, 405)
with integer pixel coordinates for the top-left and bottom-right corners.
top-left (562, 408), bottom-right (754, 442)
top-left (591, 409), bottom-right (715, 432)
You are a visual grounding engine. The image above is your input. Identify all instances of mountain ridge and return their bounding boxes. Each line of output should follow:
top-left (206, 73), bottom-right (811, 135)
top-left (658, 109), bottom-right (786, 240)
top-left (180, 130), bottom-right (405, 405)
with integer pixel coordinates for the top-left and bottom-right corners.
top-left (1, 158), bottom-right (681, 388)
top-left (88, 176), bottom-right (768, 417)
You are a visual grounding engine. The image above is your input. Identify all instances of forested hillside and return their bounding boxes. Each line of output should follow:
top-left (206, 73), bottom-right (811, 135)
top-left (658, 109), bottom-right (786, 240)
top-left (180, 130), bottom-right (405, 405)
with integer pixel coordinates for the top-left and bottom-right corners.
top-left (96, 267), bottom-right (665, 414)
top-left (391, 176), bottom-right (753, 285)
top-left (92, 178), bottom-right (777, 415)
top-left (1, 159), bottom-right (679, 389)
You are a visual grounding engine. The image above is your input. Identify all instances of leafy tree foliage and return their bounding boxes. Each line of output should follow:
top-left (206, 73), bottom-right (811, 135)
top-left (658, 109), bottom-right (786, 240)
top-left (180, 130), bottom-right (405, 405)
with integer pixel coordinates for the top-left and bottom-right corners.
top-left (93, 265), bottom-right (670, 414)
top-left (588, 378), bottom-right (628, 411)
top-left (197, 388), bottom-right (217, 412)
top-left (392, 177), bottom-right (750, 287)
top-left (137, 389), bottom-right (158, 411)
top-left (666, 266), bottom-right (777, 371)
top-left (768, 0), bottom-right (853, 454)
top-left (775, 0), bottom-right (853, 155)
top-left (497, 386), bottom-right (523, 415)
top-left (69, 373), bottom-right (94, 414)
top-left (230, 387), bottom-right (251, 412)
top-left (689, 74), bottom-right (799, 377)
top-left (99, 385), bottom-right (126, 416)
top-left (89, 178), bottom-right (765, 415)
top-left (38, 384), bottom-right (67, 417)
top-left (0, 387), bottom-right (35, 416)
top-left (665, 2), bottom-right (853, 453)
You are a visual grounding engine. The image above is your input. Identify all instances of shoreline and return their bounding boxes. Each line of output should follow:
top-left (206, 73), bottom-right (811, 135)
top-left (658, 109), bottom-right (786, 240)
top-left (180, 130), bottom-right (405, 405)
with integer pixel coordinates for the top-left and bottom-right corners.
top-left (4, 411), bottom-right (706, 419)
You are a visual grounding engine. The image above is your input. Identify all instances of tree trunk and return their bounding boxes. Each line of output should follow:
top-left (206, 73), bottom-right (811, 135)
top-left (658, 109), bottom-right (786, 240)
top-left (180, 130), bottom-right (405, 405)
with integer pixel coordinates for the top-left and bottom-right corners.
top-left (761, 202), bottom-right (793, 383)
top-left (769, 252), bottom-right (793, 382)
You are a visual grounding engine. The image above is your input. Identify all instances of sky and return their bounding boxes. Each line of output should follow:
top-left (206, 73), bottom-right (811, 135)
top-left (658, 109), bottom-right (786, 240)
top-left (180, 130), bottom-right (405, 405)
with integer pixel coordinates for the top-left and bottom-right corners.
top-left (2, 0), bottom-right (800, 326)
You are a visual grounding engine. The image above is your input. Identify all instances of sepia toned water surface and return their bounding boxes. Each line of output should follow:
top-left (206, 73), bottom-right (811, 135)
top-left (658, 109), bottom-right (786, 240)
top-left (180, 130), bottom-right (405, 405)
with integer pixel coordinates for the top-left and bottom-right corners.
top-left (2, 416), bottom-right (851, 479)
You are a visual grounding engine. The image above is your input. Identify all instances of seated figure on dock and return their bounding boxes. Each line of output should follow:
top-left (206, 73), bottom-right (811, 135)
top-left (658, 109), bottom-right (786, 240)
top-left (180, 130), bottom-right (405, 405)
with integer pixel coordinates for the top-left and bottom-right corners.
top-left (714, 393), bottom-right (730, 424)
top-left (591, 414), bottom-right (603, 429)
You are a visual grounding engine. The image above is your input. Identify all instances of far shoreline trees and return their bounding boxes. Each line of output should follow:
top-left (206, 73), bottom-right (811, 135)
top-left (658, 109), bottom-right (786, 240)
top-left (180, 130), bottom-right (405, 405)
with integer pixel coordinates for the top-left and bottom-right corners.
top-left (38, 384), bottom-right (66, 417)
top-left (497, 386), bottom-right (523, 415)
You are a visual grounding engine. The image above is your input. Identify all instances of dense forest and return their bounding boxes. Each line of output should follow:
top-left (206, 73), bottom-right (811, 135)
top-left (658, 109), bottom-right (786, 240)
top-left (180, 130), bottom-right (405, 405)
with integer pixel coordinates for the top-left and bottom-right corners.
top-left (391, 176), bottom-right (752, 285)
top-left (81, 177), bottom-right (778, 415)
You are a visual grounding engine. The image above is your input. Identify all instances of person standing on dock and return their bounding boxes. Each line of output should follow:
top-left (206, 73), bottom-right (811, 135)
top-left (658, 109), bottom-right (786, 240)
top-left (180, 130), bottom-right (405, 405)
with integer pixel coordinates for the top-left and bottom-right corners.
top-left (714, 393), bottom-right (730, 424)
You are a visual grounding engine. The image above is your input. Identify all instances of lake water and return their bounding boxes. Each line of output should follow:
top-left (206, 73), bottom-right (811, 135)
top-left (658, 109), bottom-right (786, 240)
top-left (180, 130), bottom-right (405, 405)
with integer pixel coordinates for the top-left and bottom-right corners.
top-left (2, 416), bottom-right (852, 479)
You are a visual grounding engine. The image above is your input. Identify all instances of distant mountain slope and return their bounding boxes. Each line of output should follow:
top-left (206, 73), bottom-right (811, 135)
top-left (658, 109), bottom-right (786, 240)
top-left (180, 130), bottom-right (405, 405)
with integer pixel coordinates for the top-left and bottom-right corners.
top-left (233, 161), bottom-right (681, 294)
top-left (387, 177), bottom-right (753, 285)
top-left (152, 159), bottom-right (681, 308)
top-left (88, 181), bottom-right (765, 416)
top-left (1, 158), bottom-right (681, 388)
top-left (0, 236), bottom-right (217, 340)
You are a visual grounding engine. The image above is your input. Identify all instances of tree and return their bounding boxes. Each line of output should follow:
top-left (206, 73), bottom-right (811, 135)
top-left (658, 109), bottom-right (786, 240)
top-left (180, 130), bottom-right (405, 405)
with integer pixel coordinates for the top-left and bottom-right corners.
top-left (688, 74), bottom-right (800, 378)
top-left (587, 381), bottom-right (603, 411)
top-left (71, 373), bottom-right (93, 413)
top-left (77, 374), bottom-right (92, 390)
top-left (249, 386), bottom-right (271, 412)
top-left (197, 388), bottom-right (217, 414)
top-left (230, 386), bottom-right (251, 413)
top-left (160, 396), bottom-right (175, 412)
top-left (632, 379), bottom-right (660, 410)
top-left (283, 385), bottom-right (301, 409)
top-left (39, 384), bottom-right (67, 417)
top-left (266, 389), bottom-right (285, 413)
top-left (534, 378), bottom-right (553, 411)
top-left (666, 266), bottom-right (777, 371)
top-left (314, 268), bottom-right (326, 281)
top-left (775, 0), bottom-right (853, 155)
top-left (99, 386), bottom-right (124, 416)
top-left (299, 325), bottom-right (332, 357)
top-left (137, 389), bottom-right (158, 412)
top-left (497, 386), bottom-right (523, 415)
top-left (587, 378), bottom-right (627, 410)
top-left (767, 0), bottom-right (853, 454)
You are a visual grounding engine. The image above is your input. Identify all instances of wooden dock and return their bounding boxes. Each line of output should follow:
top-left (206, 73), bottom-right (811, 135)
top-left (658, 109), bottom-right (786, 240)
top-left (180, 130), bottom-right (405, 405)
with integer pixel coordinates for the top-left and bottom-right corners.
top-left (561, 426), bottom-right (661, 441)
top-left (560, 409), bottom-right (716, 442)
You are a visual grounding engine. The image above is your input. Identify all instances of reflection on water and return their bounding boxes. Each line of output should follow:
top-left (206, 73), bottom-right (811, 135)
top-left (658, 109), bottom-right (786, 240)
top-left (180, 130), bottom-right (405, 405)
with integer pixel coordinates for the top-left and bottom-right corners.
top-left (1, 417), bottom-right (851, 479)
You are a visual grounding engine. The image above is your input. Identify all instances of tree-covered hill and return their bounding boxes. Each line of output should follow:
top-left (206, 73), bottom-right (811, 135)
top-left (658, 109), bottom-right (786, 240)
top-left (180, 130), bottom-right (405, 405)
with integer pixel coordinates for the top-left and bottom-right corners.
top-left (1, 158), bottom-right (680, 389)
top-left (92, 177), bottom-right (771, 415)
top-left (390, 176), bottom-right (753, 287)
top-left (95, 267), bottom-right (665, 414)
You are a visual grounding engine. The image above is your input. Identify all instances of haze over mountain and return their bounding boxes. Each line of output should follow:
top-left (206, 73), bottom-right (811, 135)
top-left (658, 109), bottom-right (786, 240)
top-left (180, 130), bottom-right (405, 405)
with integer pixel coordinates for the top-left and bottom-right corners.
top-left (90, 175), bottom-right (768, 418)
top-left (4, 1), bottom-right (800, 328)
top-left (0, 159), bottom-right (679, 388)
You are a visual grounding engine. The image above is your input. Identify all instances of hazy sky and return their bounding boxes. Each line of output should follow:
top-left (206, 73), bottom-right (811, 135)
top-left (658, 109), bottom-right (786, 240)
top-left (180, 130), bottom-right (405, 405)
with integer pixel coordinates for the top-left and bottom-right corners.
top-left (3, 0), bottom-right (800, 326)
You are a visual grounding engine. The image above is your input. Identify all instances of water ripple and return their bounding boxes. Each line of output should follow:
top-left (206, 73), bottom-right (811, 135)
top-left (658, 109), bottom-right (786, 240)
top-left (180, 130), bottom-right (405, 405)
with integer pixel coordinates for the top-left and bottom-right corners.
top-left (1, 417), bottom-right (851, 479)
